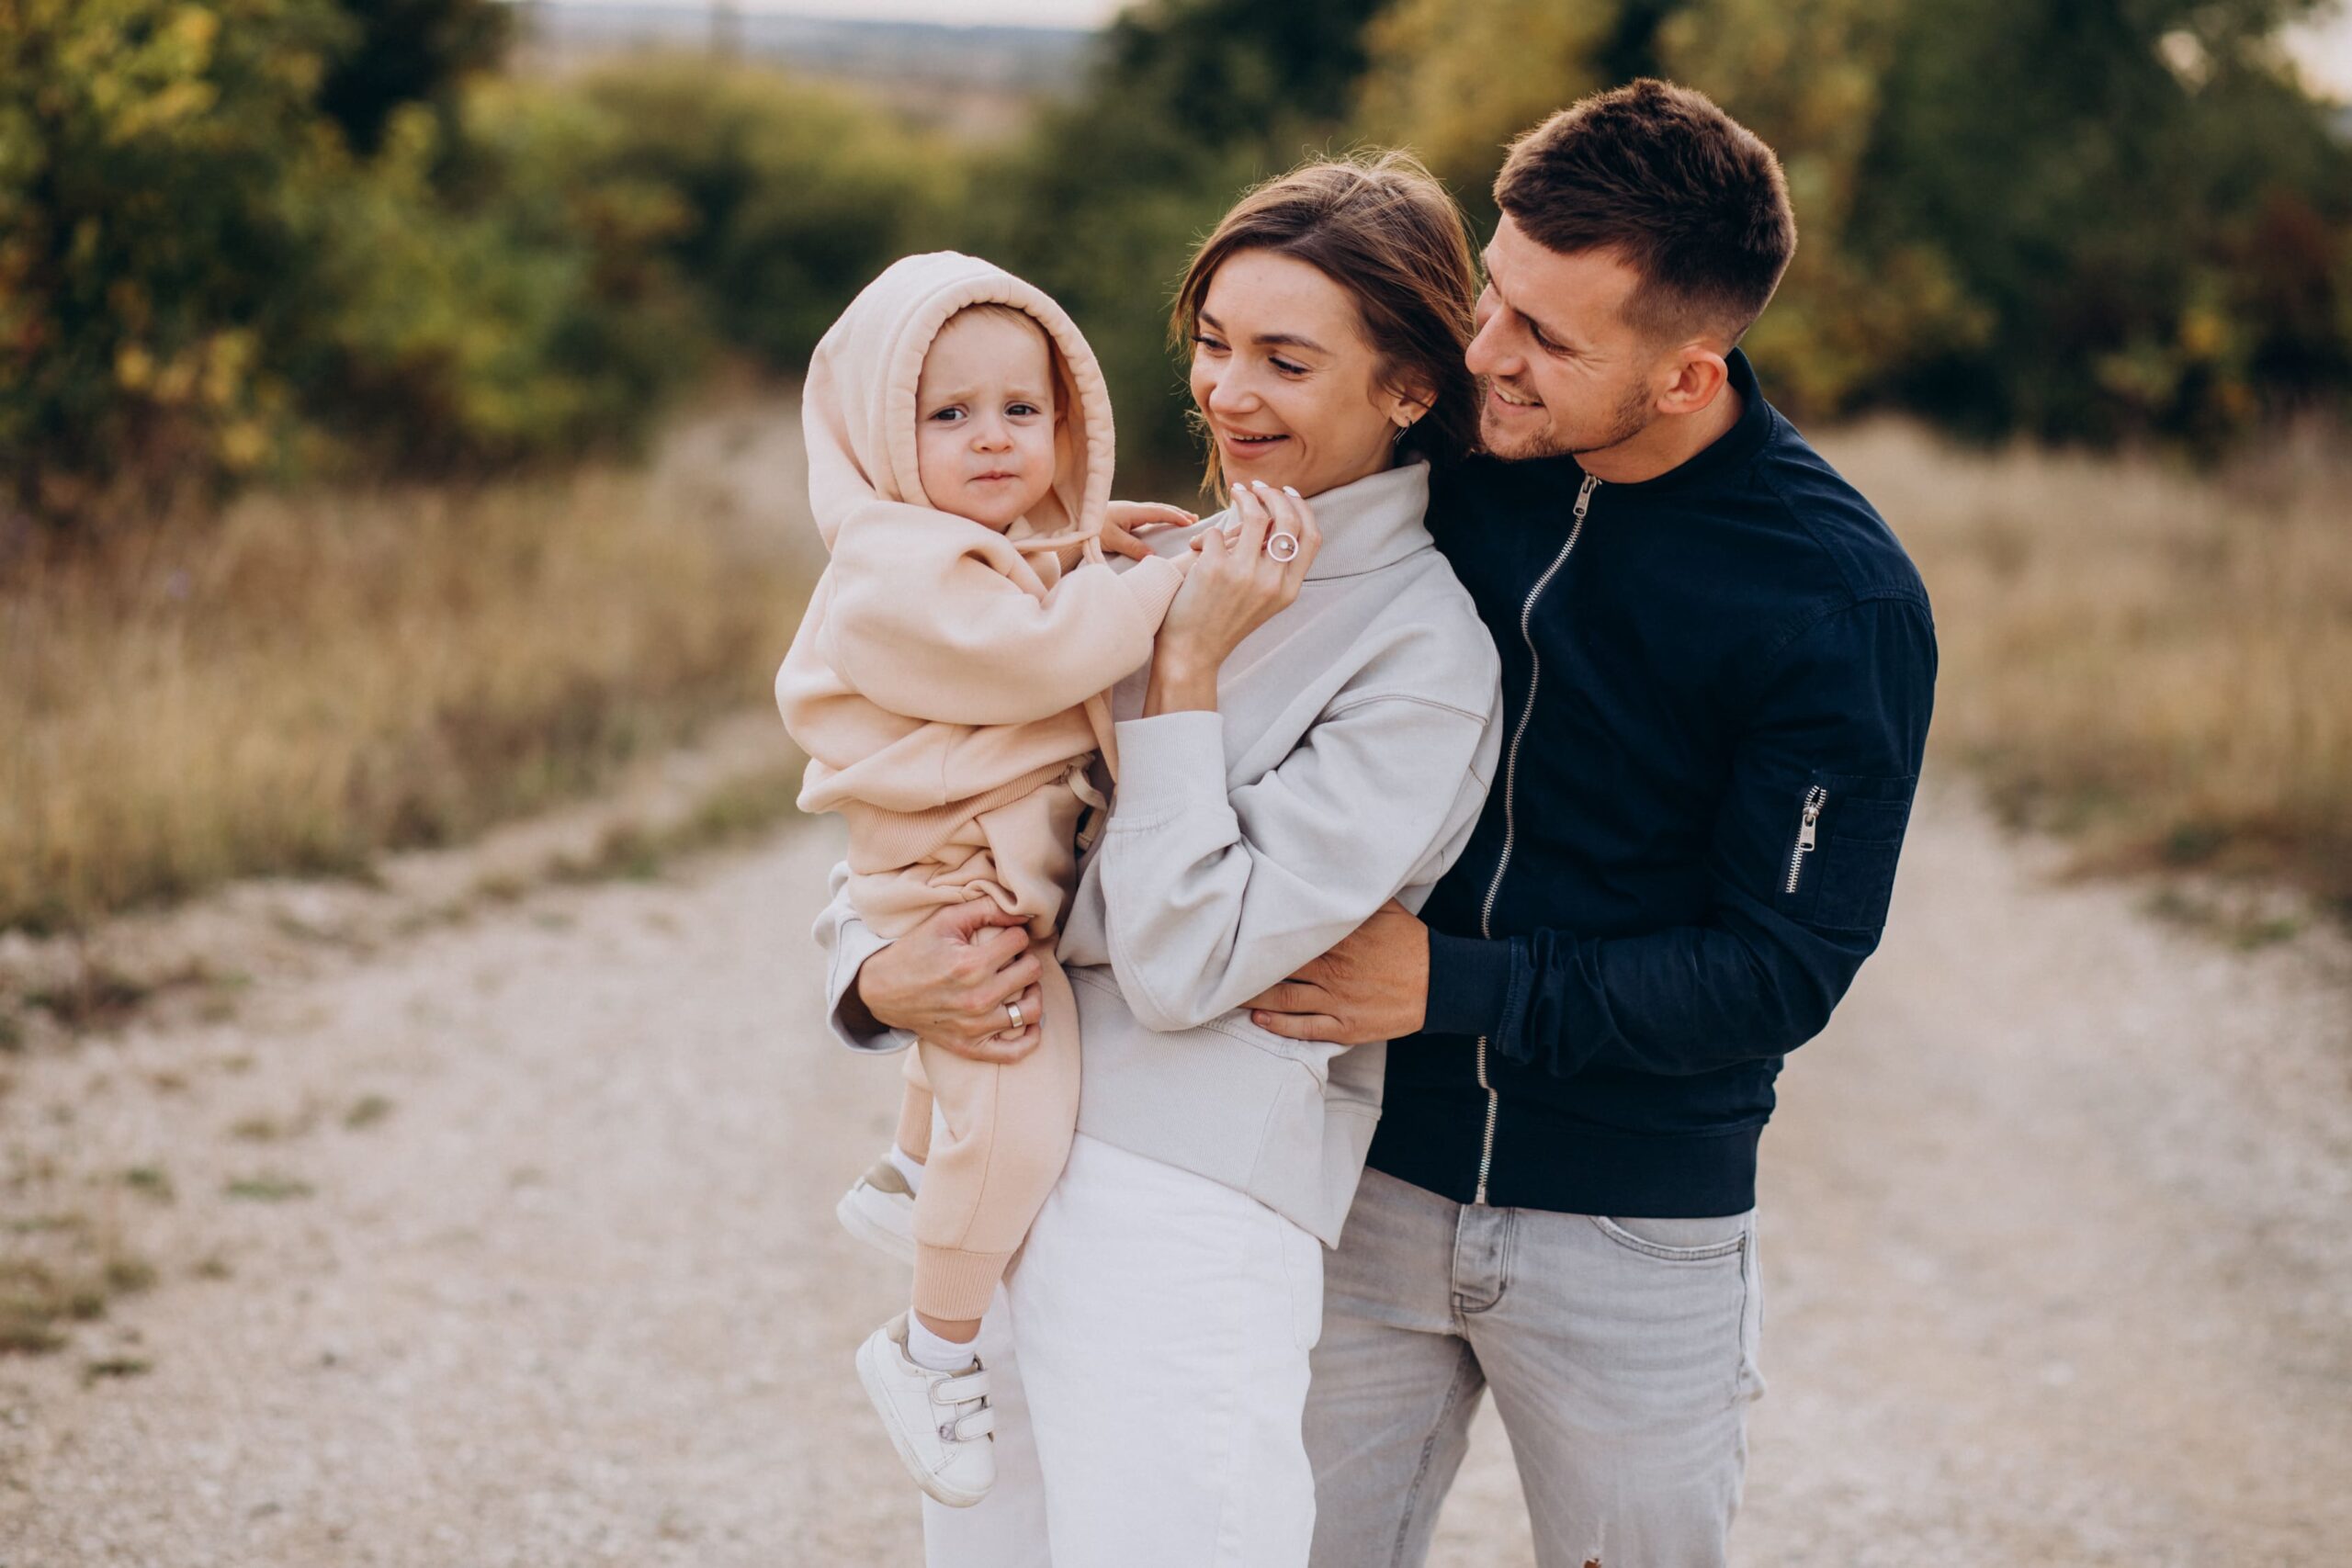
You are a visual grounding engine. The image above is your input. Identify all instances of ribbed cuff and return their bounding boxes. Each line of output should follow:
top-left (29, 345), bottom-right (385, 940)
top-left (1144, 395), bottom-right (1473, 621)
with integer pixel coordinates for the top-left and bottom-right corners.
top-left (1104, 711), bottom-right (1227, 827)
top-left (913, 1244), bottom-right (1016, 1323)
top-left (1116, 552), bottom-right (1188, 628)
top-left (1421, 931), bottom-right (1515, 1040)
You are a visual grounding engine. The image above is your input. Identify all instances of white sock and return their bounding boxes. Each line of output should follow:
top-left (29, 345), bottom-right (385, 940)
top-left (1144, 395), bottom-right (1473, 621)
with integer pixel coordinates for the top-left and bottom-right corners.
top-left (905, 1315), bottom-right (978, 1372)
top-left (887, 1143), bottom-right (925, 1194)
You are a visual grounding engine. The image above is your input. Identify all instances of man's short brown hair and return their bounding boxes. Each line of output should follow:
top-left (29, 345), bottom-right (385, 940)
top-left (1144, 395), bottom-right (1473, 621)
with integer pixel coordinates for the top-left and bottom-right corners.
top-left (1495, 78), bottom-right (1795, 345)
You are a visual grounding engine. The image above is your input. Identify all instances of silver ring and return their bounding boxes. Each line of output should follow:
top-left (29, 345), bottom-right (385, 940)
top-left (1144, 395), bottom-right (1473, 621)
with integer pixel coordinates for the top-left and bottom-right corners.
top-left (1266, 531), bottom-right (1300, 563)
top-left (1005, 999), bottom-right (1024, 1032)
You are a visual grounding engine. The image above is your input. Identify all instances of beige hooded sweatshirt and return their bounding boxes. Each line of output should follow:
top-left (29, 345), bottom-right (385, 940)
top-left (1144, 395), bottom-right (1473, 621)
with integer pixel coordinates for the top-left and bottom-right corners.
top-left (775, 252), bottom-right (1186, 935)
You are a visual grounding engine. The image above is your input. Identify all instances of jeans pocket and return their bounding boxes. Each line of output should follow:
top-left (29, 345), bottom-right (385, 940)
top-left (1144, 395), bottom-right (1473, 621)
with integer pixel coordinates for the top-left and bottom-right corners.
top-left (1589, 1213), bottom-right (1752, 1261)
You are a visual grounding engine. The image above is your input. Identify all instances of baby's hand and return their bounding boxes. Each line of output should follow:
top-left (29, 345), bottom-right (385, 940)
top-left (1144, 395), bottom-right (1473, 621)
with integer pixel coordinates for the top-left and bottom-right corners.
top-left (1102, 500), bottom-right (1199, 561)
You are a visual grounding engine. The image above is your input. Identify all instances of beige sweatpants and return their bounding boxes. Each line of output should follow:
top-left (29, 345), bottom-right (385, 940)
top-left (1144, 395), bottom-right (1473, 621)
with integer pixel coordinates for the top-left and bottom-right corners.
top-left (853, 776), bottom-right (1087, 1323)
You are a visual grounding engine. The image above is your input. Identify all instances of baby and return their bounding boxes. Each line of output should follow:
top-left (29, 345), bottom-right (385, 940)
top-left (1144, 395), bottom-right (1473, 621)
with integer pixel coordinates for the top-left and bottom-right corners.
top-left (775, 253), bottom-right (1190, 1506)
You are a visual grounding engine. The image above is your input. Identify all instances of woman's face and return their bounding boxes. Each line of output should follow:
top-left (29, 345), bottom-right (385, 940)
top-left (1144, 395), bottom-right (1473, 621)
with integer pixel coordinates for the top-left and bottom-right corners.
top-left (1189, 250), bottom-right (1418, 501)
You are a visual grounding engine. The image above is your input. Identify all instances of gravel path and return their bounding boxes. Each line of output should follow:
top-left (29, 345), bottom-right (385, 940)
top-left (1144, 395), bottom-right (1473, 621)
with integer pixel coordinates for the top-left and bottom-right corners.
top-left (2, 778), bottom-right (2346, 1565)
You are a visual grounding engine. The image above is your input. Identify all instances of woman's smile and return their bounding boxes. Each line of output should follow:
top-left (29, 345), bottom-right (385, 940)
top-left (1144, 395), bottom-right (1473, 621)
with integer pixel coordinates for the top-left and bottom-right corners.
top-left (1216, 427), bottom-right (1291, 457)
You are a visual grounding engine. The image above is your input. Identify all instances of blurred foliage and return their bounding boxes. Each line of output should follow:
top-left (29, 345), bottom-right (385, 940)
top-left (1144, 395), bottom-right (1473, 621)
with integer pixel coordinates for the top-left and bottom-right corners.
top-left (4, 0), bottom-right (2347, 533)
top-left (317, 0), bottom-right (509, 154)
top-left (496, 58), bottom-right (966, 369)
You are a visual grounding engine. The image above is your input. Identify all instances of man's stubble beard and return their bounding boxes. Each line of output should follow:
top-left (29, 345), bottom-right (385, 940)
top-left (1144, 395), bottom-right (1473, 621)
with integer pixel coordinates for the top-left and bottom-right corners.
top-left (1478, 375), bottom-right (1655, 463)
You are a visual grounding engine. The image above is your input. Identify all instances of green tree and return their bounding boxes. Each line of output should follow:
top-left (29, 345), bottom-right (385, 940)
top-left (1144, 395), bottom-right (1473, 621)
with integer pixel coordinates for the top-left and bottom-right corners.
top-left (0, 0), bottom-right (356, 525)
top-left (317, 0), bottom-right (510, 153)
top-left (1843, 0), bottom-right (2352, 442)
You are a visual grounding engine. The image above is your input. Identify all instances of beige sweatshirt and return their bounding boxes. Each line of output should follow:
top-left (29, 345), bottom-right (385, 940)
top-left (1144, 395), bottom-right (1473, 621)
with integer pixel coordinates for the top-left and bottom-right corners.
top-left (775, 252), bottom-right (1185, 885)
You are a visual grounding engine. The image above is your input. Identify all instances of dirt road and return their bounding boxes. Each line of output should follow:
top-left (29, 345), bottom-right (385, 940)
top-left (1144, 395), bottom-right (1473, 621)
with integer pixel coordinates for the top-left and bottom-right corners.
top-left (1, 771), bottom-right (2346, 1564)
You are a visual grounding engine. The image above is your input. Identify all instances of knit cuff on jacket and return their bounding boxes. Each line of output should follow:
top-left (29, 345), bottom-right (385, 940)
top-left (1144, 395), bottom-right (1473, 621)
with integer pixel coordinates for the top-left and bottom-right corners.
top-left (1421, 930), bottom-right (1516, 1041)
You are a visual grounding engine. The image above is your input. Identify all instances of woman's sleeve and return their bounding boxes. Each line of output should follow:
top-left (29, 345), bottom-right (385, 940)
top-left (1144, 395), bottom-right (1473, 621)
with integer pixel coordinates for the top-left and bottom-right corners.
top-left (1093, 694), bottom-right (1496, 1033)
top-left (828, 530), bottom-right (1185, 727)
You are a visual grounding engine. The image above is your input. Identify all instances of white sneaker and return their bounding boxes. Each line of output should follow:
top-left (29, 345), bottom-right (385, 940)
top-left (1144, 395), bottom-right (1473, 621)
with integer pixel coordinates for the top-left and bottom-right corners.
top-left (855, 1313), bottom-right (995, 1507)
top-left (836, 1156), bottom-right (917, 1265)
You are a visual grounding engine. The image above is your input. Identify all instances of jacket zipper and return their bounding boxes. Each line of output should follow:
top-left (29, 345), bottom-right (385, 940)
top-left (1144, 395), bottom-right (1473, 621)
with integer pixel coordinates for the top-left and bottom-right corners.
top-left (1472, 471), bottom-right (1599, 1205)
top-left (1784, 784), bottom-right (1827, 894)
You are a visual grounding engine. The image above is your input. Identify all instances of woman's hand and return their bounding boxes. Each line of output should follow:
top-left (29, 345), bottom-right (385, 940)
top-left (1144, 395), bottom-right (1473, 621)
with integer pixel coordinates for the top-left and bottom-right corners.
top-left (850, 901), bottom-right (1046, 1063)
top-left (1100, 500), bottom-right (1199, 561)
top-left (1146, 482), bottom-right (1322, 715)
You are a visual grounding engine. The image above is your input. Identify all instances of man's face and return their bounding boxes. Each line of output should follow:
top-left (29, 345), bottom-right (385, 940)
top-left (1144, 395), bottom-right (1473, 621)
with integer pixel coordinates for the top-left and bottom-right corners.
top-left (1465, 213), bottom-right (1662, 463)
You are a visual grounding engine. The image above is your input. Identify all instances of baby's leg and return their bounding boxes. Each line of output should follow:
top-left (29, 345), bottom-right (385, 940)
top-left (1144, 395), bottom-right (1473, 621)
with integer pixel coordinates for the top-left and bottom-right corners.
top-left (897, 1048), bottom-right (935, 1166)
top-left (910, 952), bottom-right (1081, 1345)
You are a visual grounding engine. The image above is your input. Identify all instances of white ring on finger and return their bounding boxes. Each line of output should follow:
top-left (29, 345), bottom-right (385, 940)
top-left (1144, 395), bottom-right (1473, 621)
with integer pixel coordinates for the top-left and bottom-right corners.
top-left (1005, 999), bottom-right (1024, 1032)
top-left (1266, 530), bottom-right (1300, 563)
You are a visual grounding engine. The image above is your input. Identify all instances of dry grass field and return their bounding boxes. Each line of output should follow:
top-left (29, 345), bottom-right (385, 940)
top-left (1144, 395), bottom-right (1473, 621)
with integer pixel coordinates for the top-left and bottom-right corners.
top-left (1826, 420), bottom-right (2352, 922)
top-left (0, 392), bottom-right (816, 937)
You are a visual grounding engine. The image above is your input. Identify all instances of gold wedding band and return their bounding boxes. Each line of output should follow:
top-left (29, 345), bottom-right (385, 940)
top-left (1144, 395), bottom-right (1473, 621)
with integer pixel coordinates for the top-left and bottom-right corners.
top-left (1267, 531), bottom-right (1300, 562)
top-left (1005, 999), bottom-right (1025, 1032)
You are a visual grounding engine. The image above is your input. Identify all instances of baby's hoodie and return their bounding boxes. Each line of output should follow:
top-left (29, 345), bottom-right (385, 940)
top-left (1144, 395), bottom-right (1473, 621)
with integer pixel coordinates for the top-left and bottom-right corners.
top-left (775, 252), bottom-right (1186, 874)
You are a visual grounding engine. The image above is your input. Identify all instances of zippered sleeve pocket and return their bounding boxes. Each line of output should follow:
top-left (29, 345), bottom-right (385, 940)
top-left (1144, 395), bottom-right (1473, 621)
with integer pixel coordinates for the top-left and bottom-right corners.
top-left (1779, 771), bottom-right (1917, 931)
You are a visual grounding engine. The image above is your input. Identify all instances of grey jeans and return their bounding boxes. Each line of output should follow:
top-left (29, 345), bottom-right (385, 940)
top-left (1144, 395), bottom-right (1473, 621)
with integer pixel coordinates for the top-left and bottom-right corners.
top-left (1305, 1166), bottom-right (1765, 1568)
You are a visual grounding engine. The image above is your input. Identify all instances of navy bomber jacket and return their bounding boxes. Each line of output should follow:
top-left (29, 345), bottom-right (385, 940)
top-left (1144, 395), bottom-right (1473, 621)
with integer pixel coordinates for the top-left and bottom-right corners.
top-left (1369, 349), bottom-right (1937, 1219)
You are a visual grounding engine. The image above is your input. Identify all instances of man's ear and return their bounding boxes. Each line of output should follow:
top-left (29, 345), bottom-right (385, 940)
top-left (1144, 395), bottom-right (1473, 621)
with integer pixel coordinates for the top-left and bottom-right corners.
top-left (1656, 345), bottom-right (1731, 417)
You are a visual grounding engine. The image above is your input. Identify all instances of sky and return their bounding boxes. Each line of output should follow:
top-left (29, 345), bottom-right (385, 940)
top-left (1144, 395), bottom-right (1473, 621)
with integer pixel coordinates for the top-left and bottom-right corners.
top-left (537, 0), bottom-right (2352, 98)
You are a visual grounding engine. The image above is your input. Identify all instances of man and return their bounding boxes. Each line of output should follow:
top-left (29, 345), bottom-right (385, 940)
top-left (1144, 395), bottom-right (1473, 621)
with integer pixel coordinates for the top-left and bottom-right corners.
top-left (829, 78), bottom-right (1933, 1568)
top-left (1241, 81), bottom-right (1936, 1567)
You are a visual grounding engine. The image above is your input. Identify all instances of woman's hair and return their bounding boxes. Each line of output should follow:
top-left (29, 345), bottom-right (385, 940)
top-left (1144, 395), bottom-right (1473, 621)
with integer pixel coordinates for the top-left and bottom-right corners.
top-left (1170, 151), bottom-right (1481, 495)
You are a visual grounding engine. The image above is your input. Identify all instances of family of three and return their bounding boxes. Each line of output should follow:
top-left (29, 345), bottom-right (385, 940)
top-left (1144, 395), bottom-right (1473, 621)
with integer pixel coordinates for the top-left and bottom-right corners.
top-left (776, 78), bottom-right (1937, 1568)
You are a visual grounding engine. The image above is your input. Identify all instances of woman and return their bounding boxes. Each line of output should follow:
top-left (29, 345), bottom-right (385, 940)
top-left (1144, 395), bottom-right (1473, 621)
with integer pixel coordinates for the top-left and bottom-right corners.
top-left (820, 152), bottom-right (1502, 1564)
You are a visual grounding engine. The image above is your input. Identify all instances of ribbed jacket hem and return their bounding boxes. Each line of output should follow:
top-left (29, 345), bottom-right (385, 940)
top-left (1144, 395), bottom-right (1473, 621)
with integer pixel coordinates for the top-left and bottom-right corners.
top-left (1369, 1098), bottom-right (1762, 1218)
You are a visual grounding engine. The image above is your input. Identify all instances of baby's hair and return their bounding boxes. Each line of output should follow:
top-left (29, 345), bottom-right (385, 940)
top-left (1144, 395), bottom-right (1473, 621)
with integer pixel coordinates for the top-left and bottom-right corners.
top-left (938, 300), bottom-right (1061, 412)
top-left (944, 300), bottom-right (1050, 344)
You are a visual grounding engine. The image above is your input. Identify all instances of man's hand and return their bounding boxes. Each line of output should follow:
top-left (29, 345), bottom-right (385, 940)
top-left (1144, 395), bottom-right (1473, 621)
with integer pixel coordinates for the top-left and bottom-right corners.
top-left (1246, 898), bottom-right (1430, 1046)
top-left (852, 901), bottom-right (1046, 1063)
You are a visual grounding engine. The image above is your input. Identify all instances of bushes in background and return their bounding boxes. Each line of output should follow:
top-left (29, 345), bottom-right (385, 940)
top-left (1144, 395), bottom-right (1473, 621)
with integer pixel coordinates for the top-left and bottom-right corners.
top-left (0, 3), bottom-right (960, 535)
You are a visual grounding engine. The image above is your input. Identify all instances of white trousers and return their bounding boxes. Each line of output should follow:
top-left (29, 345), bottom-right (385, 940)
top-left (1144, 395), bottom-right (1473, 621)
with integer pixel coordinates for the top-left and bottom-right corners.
top-left (922, 1133), bottom-right (1324, 1568)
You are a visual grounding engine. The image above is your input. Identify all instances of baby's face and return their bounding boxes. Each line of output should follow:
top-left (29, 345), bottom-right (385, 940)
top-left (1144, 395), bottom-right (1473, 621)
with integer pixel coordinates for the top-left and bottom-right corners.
top-left (914, 310), bottom-right (1060, 532)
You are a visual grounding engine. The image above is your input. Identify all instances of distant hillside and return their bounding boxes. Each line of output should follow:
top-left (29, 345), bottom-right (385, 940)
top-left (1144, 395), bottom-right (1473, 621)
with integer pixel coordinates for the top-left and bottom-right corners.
top-left (514, 2), bottom-right (1097, 129)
